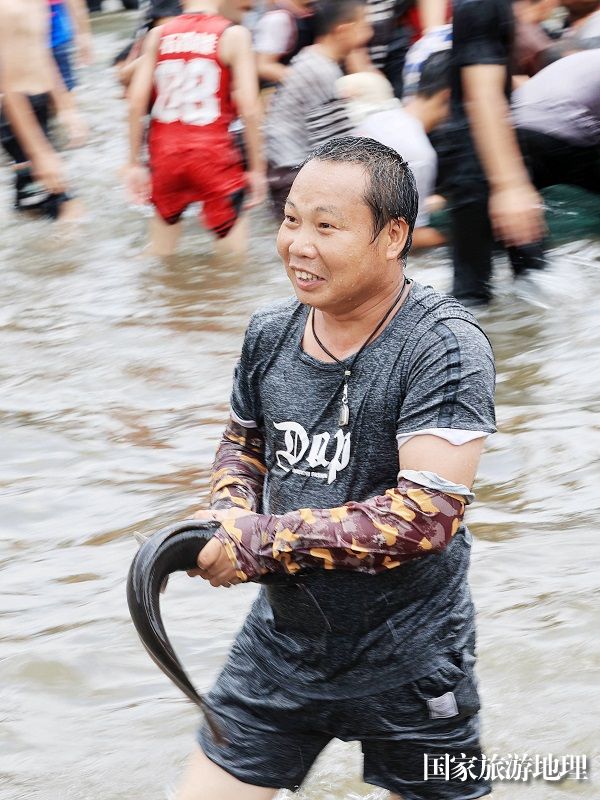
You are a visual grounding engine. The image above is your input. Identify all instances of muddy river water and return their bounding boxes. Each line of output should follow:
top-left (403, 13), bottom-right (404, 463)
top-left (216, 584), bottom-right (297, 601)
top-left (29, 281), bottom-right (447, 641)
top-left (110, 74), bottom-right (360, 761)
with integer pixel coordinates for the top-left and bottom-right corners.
top-left (1, 10), bottom-right (599, 800)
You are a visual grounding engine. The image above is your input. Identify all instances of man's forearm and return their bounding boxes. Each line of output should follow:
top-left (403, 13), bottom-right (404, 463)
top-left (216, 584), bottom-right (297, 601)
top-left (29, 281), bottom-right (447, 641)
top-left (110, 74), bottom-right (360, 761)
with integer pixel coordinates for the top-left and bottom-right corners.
top-left (49, 58), bottom-right (74, 113)
top-left (2, 92), bottom-right (53, 163)
top-left (126, 31), bottom-right (159, 164)
top-left (463, 71), bottom-right (530, 191)
top-left (417, 0), bottom-right (447, 30)
top-left (128, 105), bottom-right (146, 164)
top-left (257, 54), bottom-right (288, 85)
top-left (210, 418), bottom-right (267, 512)
top-left (215, 477), bottom-right (469, 581)
top-left (239, 105), bottom-right (266, 176)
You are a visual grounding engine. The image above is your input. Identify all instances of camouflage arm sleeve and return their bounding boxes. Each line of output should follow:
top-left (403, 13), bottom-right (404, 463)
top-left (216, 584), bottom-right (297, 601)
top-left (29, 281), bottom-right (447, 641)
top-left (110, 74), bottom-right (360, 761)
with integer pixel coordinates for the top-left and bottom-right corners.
top-left (209, 417), bottom-right (267, 512)
top-left (214, 476), bottom-right (470, 581)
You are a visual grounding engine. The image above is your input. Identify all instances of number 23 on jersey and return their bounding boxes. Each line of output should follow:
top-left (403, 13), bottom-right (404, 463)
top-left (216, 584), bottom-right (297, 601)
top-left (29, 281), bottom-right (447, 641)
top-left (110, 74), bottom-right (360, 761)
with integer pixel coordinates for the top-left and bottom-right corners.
top-left (152, 58), bottom-right (221, 126)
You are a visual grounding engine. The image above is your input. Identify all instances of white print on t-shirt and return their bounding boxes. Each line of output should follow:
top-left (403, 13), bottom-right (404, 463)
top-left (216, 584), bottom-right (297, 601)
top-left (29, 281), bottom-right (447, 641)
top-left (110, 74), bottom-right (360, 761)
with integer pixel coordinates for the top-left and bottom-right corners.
top-left (274, 421), bottom-right (351, 485)
top-left (160, 32), bottom-right (217, 56)
top-left (152, 58), bottom-right (221, 126)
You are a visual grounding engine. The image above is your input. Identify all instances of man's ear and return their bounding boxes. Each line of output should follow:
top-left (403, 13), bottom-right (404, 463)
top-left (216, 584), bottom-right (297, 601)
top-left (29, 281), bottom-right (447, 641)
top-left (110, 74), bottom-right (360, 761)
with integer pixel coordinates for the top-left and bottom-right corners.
top-left (385, 218), bottom-right (410, 260)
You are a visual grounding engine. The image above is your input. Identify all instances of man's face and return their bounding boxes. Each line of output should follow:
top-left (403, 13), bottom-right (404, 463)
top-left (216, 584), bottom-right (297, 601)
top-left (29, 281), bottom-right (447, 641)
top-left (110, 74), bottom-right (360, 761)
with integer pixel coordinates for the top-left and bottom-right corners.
top-left (276, 160), bottom-right (406, 314)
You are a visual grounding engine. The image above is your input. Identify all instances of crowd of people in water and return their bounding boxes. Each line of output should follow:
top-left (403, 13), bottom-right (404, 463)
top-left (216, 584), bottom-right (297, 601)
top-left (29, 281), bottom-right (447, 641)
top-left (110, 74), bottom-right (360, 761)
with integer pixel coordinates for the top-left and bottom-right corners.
top-left (0, 0), bottom-right (599, 303)
top-left (1, 5), bottom-right (598, 799)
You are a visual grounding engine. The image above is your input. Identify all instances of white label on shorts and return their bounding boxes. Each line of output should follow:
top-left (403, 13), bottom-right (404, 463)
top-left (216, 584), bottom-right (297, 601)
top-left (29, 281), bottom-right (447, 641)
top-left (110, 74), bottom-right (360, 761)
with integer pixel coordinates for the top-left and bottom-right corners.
top-left (427, 691), bottom-right (459, 719)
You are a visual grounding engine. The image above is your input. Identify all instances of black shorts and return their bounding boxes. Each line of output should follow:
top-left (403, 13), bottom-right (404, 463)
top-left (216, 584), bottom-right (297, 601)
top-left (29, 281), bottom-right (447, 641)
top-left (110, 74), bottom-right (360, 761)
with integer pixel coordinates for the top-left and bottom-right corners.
top-left (198, 644), bottom-right (491, 800)
top-left (0, 93), bottom-right (51, 166)
top-left (0, 93), bottom-right (71, 219)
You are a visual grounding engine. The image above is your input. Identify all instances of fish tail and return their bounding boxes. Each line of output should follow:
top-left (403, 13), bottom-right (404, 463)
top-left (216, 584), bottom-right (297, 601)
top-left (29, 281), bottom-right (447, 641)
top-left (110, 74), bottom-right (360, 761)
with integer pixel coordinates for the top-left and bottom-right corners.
top-left (201, 700), bottom-right (226, 746)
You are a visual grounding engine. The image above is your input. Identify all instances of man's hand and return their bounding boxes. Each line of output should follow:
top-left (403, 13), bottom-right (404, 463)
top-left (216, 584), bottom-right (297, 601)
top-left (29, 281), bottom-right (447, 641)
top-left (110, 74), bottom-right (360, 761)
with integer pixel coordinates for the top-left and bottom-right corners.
top-left (488, 183), bottom-right (545, 247)
top-left (461, 63), bottom-right (546, 248)
top-left (191, 537), bottom-right (239, 587)
top-left (188, 508), bottom-right (255, 587)
top-left (124, 163), bottom-right (151, 204)
top-left (244, 170), bottom-right (267, 210)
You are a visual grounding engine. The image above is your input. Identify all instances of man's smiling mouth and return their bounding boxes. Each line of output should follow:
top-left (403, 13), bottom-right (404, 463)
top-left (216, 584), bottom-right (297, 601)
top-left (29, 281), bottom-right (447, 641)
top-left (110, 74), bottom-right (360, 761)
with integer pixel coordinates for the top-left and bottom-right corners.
top-left (292, 269), bottom-right (324, 281)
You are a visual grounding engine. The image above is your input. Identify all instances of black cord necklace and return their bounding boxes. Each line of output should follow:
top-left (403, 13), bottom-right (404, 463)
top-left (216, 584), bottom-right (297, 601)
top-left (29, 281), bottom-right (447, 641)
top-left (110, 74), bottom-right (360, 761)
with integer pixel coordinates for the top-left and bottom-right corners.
top-left (310, 276), bottom-right (410, 427)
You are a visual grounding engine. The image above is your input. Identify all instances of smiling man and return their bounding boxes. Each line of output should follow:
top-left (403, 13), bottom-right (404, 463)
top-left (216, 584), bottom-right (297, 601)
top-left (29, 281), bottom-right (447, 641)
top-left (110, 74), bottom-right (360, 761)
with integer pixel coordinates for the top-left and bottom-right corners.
top-left (178, 137), bottom-right (496, 800)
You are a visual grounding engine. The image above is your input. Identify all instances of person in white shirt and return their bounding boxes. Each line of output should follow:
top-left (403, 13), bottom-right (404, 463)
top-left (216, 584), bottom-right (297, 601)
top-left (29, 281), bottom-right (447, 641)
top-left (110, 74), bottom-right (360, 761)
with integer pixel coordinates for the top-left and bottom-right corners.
top-left (253, 0), bottom-right (316, 86)
top-left (339, 49), bottom-right (451, 248)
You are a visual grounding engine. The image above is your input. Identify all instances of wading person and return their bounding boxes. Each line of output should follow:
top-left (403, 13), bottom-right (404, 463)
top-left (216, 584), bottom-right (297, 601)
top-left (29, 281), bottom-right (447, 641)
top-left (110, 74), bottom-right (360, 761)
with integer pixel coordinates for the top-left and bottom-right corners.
top-left (511, 50), bottom-right (600, 196)
top-left (264, 0), bottom-right (372, 218)
top-left (124, 0), bottom-right (266, 257)
top-left (179, 136), bottom-right (496, 800)
top-left (0, 0), bottom-right (83, 220)
top-left (340, 51), bottom-right (452, 249)
top-left (445, 0), bottom-right (546, 305)
top-left (254, 0), bottom-right (316, 87)
top-left (113, 0), bottom-right (182, 90)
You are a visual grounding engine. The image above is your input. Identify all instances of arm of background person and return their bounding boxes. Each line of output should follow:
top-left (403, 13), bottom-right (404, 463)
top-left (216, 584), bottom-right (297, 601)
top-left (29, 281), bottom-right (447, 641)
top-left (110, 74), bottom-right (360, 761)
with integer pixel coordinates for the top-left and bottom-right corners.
top-left (407, 152), bottom-right (446, 248)
top-left (124, 27), bottom-right (160, 203)
top-left (221, 24), bottom-right (266, 208)
top-left (345, 46), bottom-right (379, 74)
top-left (65, 0), bottom-right (93, 65)
top-left (254, 9), bottom-right (293, 85)
top-left (418, 0), bottom-right (447, 31)
top-left (115, 39), bottom-right (144, 90)
top-left (411, 226), bottom-right (446, 248)
top-left (462, 63), bottom-right (544, 247)
top-left (49, 52), bottom-right (88, 147)
top-left (257, 52), bottom-right (290, 85)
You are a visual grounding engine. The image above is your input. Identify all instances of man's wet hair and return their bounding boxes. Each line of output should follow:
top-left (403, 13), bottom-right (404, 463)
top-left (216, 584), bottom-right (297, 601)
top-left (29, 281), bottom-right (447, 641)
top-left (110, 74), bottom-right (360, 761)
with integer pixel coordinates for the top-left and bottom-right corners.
top-left (313, 0), bottom-right (365, 39)
top-left (417, 50), bottom-right (451, 98)
top-left (302, 137), bottom-right (418, 261)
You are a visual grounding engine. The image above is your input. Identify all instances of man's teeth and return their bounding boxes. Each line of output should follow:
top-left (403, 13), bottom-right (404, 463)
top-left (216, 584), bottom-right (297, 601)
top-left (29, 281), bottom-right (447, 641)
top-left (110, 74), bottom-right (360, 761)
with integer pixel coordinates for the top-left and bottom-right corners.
top-left (295, 270), bottom-right (320, 281)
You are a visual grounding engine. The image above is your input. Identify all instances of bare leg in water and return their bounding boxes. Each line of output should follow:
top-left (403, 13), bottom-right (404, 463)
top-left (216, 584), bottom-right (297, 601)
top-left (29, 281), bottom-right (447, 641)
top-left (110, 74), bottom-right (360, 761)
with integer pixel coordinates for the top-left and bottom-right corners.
top-left (147, 210), bottom-right (249, 260)
top-left (175, 751), bottom-right (494, 800)
top-left (175, 747), bottom-right (278, 800)
top-left (213, 213), bottom-right (249, 262)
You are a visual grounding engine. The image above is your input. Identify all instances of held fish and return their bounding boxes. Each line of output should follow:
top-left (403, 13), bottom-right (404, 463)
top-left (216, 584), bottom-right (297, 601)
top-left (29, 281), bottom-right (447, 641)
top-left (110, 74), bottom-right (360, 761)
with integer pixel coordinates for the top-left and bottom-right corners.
top-left (126, 519), bottom-right (223, 737)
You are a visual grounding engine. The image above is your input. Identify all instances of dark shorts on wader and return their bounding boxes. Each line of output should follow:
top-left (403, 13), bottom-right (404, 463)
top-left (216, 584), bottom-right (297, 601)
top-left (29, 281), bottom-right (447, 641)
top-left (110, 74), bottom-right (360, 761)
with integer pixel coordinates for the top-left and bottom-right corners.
top-left (198, 642), bottom-right (491, 800)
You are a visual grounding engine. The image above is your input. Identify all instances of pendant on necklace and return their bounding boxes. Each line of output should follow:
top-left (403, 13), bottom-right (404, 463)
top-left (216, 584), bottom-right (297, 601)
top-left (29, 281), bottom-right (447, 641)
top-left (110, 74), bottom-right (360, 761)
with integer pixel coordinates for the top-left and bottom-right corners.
top-left (339, 370), bottom-right (351, 426)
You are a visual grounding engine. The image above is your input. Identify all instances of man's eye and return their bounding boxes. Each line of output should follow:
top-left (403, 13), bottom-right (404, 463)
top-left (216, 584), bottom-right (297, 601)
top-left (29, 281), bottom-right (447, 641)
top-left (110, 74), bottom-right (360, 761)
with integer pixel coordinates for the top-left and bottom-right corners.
top-left (318, 222), bottom-right (333, 230)
top-left (284, 214), bottom-right (297, 223)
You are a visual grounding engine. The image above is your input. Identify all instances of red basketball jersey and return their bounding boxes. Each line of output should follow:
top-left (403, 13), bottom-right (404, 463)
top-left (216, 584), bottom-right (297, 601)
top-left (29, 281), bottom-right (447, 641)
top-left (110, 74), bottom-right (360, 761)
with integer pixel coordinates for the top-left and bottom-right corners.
top-left (149, 13), bottom-right (237, 155)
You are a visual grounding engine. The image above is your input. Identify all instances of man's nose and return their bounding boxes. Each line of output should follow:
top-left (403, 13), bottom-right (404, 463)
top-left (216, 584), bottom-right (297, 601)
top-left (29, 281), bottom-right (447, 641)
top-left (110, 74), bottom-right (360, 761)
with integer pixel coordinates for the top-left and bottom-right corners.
top-left (288, 227), bottom-right (317, 258)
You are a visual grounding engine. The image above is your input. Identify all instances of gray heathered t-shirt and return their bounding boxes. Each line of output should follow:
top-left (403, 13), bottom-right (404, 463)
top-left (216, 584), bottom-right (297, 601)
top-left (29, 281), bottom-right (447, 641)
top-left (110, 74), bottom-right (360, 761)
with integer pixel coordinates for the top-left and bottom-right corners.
top-left (265, 47), bottom-right (353, 169)
top-left (229, 282), bottom-right (496, 699)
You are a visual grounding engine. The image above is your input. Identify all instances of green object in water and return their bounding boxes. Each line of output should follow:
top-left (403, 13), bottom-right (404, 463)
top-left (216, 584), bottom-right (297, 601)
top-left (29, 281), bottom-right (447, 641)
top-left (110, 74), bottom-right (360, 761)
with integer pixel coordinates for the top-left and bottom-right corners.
top-left (430, 185), bottom-right (600, 244)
